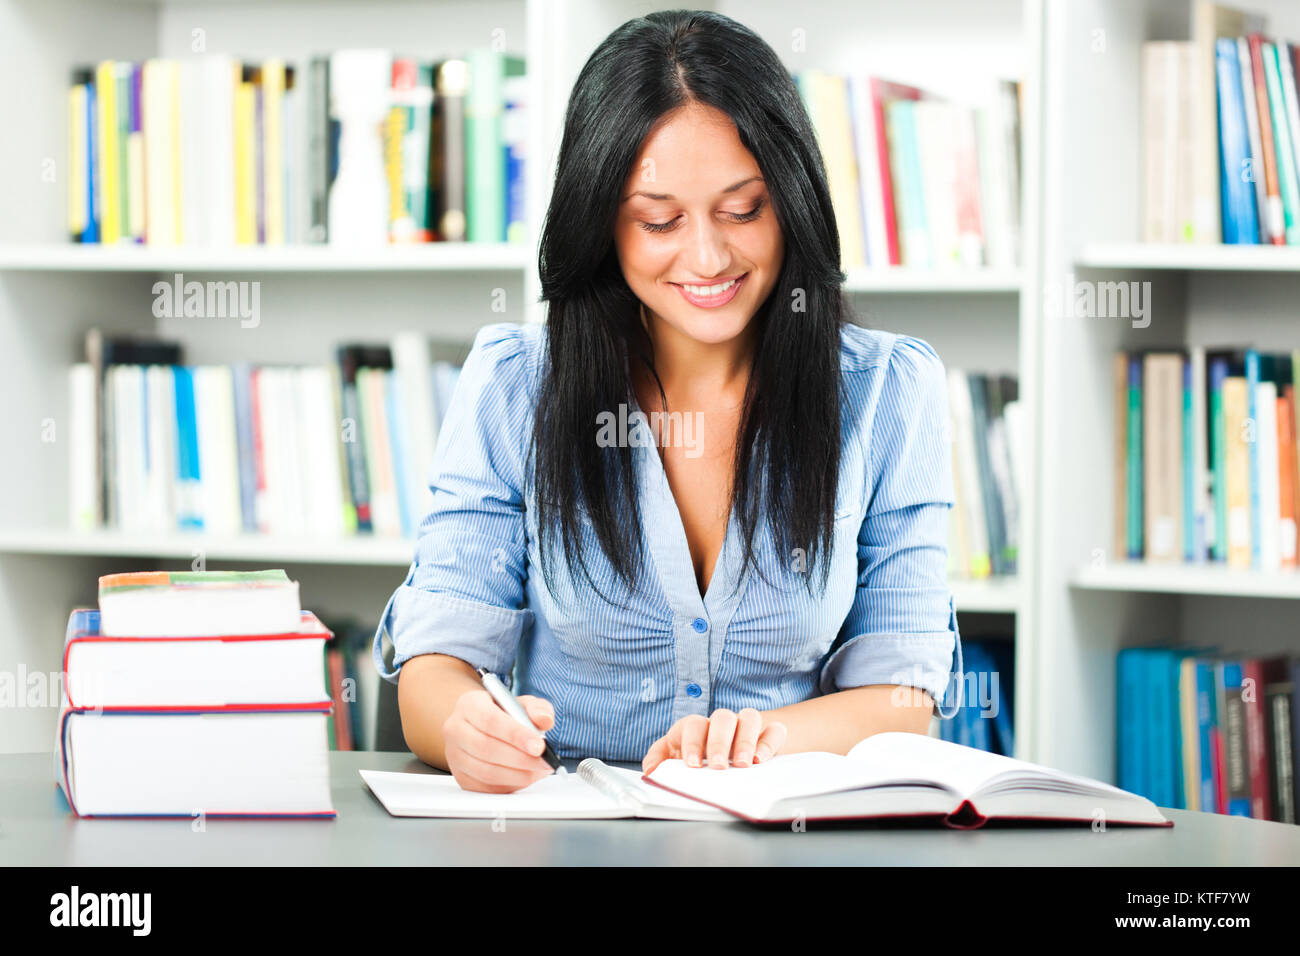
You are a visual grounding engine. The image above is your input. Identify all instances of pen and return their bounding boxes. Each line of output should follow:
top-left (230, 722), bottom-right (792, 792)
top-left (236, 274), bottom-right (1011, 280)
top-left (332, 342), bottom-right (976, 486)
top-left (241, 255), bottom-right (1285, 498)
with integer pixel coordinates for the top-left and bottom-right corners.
top-left (475, 666), bottom-right (562, 772)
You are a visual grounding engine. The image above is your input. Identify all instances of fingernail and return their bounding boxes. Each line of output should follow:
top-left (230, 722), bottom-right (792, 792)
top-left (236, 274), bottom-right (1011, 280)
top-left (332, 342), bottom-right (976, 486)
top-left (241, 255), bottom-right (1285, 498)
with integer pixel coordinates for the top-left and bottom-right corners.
top-left (733, 752), bottom-right (751, 766)
top-left (529, 738), bottom-right (544, 755)
top-left (755, 746), bottom-right (771, 763)
top-left (708, 755), bottom-right (726, 769)
top-left (687, 753), bottom-right (701, 767)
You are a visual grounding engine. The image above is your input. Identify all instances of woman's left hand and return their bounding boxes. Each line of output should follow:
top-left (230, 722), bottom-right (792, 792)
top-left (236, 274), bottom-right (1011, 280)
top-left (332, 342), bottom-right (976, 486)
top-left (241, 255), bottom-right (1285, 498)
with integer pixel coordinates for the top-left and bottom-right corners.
top-left (641, 707), bottom-right (787, 774)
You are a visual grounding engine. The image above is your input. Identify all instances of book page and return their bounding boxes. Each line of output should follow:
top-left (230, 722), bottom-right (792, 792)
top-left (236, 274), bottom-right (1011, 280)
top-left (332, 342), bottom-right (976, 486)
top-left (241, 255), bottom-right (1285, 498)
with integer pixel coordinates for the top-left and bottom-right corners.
top-left (644, 751), bottom-right (923, 821)
top-left (846, 732), bottom-right (1128, 798)
top-left (359, 768), bottom-right (627, 819)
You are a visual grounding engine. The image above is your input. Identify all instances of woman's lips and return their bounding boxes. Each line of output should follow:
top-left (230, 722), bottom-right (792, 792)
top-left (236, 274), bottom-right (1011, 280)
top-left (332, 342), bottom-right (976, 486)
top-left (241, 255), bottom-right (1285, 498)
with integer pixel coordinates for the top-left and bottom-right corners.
top-left (672, 272), bottom-right (747, 308)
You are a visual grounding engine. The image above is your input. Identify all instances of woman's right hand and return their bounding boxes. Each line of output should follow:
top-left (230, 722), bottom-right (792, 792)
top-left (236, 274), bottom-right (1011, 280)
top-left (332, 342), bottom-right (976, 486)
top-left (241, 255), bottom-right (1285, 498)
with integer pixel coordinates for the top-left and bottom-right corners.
top-left (441, 689), bottom-right (557, 793)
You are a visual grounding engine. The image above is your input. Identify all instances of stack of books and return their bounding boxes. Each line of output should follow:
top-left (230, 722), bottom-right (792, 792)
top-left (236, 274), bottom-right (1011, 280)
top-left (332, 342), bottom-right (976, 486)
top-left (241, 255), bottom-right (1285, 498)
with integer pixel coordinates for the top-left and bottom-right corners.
top-left (66, 49), bottom-right (525, 247)
top-left (57, 570), bottom-right (336, 818)
top-left (69, 330), bottom-right (466, 539)
top-left (1141, 3), bottom-right (1300, 245)
top-left (1114, 347), bottom-right (1300, 569)
top-left (795, 70), bottom-right (1021, 270)
top-left (947, 370), bottom-right (1021, 579)
top-left (1117, 647), bottom-right (1297, 821)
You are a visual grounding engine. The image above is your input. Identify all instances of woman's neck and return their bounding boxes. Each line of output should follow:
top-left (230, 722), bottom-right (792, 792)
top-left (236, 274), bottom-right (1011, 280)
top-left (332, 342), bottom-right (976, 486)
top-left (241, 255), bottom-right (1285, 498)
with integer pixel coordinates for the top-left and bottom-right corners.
top-left (636, 305), bottom-right (756, 409)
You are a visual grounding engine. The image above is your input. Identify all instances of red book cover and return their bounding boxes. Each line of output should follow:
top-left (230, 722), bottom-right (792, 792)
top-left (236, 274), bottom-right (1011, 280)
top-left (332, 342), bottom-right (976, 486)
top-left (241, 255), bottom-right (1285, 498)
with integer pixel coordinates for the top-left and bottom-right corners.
top-left (326, 646), bottom-right (352, 751)
top-left (250, 366), bottom-right (270, 532)
top-left (869, 79), bottom-right (923, 266)
top-left (1248, 34), bottom-right (1285, 244)
top-left (951, 107), bottom-right (985, 266)
top-left (1280, 386), bottom-right (1299, 567)
top-left (1241, 659), bottom-right (1271, 820)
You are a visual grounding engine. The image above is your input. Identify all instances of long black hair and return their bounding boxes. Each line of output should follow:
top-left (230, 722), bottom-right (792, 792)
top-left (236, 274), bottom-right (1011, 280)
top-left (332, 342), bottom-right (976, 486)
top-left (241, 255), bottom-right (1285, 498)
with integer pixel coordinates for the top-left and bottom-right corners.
top-left (533, 8), bottom-right (851, 604)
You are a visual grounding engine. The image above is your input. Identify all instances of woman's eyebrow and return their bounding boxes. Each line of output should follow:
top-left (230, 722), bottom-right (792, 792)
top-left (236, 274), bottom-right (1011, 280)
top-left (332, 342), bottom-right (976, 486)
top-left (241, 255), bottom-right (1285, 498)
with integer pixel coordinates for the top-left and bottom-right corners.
top-left (622, 176), bottom-right (764, 202)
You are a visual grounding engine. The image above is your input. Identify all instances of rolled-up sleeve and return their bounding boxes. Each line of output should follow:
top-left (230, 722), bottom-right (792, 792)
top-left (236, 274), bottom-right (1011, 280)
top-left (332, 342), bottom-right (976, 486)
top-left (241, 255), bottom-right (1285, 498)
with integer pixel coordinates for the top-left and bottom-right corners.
top-left (819, 334), bottom-right (964, 719)
top-left (372, 323), bottom-right (535, 687)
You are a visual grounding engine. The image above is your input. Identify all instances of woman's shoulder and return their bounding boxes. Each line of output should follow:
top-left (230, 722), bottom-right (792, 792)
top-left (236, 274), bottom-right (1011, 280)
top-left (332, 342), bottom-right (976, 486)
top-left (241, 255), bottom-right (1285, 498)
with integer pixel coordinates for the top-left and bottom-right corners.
top-left (837, 322), bottom-right (947, 445)
top-left (839, 321), bottom-right (944, 385)
top-left (464, 321), bottom-right (546, 392)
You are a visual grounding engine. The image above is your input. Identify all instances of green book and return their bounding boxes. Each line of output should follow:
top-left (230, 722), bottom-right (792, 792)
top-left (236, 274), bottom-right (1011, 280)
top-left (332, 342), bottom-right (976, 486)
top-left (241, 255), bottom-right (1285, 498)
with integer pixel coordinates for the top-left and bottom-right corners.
top-left (1264, 43), bottom-right (1300, 244)
top-left (1127, 355), bottom-right (1143, 558)
top-left (465, 48), bottom-right (505, 242)
top-left (1210, 357), bottom-right (1228, 563)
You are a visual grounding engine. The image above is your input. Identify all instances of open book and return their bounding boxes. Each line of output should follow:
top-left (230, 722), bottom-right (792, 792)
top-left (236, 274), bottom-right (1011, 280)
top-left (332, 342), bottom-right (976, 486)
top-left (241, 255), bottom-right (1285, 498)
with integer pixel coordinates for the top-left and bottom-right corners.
top-left (360, 759), bottom-right (732, 821)
top-left (642, 732), bottom-right (1172, 827)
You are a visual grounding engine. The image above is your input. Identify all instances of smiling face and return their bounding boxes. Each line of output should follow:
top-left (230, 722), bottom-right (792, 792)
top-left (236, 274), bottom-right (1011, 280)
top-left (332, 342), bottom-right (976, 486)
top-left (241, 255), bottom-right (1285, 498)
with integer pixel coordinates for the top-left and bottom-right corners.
top-left (613, 102), bottom-right (784, 351)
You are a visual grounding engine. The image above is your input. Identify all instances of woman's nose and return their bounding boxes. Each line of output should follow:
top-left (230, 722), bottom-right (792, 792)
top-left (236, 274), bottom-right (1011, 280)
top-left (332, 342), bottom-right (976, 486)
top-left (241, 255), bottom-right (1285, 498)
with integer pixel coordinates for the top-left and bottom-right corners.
top-left (680, 216), bottom-right (730, 277)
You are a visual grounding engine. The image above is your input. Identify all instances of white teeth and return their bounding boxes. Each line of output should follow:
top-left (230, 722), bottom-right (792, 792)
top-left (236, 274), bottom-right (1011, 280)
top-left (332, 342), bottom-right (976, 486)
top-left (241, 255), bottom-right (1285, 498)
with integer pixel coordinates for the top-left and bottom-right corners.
top-left (681, 277), bottom-right (739, 296)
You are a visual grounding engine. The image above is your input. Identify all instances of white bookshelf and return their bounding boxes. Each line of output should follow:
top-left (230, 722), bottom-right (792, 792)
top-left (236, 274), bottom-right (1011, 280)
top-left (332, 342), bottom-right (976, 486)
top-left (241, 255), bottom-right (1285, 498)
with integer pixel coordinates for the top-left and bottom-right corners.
top-left (1071, 562), bottom-right (1300, 600)
top-left (0, 243), bottom-right (531, 273)
top-left (1036, 0), bottom-right (1300, 789)
top-left (842, 268), bottom-right (1023, 293)
top-left (0, 0), bottom-right (1039, 756)
top-left (1079, 241), bottom-right (1300, 271)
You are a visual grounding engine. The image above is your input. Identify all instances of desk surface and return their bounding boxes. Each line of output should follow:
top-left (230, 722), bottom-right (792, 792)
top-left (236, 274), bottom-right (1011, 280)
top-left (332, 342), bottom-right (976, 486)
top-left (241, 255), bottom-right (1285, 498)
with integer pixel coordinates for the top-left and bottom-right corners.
top-left (4, 751), bottom-right (1299, 865)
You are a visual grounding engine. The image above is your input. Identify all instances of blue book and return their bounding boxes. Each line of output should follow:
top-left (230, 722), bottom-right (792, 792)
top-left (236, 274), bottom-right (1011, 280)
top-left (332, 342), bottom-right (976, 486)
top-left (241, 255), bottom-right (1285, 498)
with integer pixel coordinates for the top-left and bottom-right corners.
top-left (230, 363), bottom-right (257, 533)
top-left (82, 73), bottom-right (99, 243)
top-left (1117, 648), bottom-right (1150, 799)
top-left (984, 638), bottom-right (1015, 757)
top-left (964, 642), bottom-right (991, 753)
top-left (1216, 39), bottom-right (1261, 244)
top-left (172, 366), bottom-right (202, 530)
top-left (1196, 660), bottom-right (1217, 813)
top-left (884, 99), bottom-right (930, 267)
top-left (1245, 349), bottom-right (1261, 569)
top-left (1219, 661), bottom-right (1253, 816)
top-left (385, 371), bottom-right (412, 538)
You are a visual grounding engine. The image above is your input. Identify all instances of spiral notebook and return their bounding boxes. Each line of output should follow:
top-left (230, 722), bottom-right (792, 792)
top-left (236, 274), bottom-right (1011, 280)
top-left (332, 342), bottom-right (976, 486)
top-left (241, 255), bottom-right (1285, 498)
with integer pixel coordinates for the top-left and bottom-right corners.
top-left (359, 759), bottom-right (732, 821)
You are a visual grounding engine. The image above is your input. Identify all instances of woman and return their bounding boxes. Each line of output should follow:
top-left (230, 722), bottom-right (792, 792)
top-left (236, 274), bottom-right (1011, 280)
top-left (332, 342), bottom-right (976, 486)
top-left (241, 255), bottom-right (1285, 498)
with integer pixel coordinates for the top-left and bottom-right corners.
top-left (372, 9), bottom-right (963, 794)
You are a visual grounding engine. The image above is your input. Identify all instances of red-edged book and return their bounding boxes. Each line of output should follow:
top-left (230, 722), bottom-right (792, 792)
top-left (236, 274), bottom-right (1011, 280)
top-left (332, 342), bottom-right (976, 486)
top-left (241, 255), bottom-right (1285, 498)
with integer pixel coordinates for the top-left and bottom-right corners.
top-left (57, 607), bottom-right (336, 819)
top-left (864, 78), bottom-right (924, 266)
top-left (642, 732), bottom-right (1172, 828)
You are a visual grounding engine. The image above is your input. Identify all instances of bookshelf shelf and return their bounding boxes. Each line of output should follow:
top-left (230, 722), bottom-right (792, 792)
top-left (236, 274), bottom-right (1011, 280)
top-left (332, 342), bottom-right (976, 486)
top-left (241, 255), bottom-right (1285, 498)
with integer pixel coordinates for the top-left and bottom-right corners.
top-left (1070, 561), bottom-right (1300, 600)
top-left (1077, 241), bottom-right (1300, 272)
top-left (0, 529), bottom-right (416, 566)
top-left (949, 576), bottom-right (1021, 613)
top-left (0, 243), bottom-right (531, 274)
top-left (842, 268), bottom-right (1022, 293)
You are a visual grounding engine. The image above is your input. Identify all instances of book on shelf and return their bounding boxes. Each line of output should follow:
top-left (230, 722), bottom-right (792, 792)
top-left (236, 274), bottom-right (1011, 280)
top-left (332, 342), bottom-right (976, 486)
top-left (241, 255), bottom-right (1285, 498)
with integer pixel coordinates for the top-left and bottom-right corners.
top-left (1117, 646), bottom-right (1298, 821)
top-left (1114, 346), bottom-right (1300, 570)
top-left (68, 329), bottom-right (469, 540)
top-left (935, 637), bottom-right (1014, 756)
top-left (57, 570), bottom-right (336, 818)
top-left (66, 48), bottom-right (526, 248)
top-left (947, 369), bottom-right (1021, 580)
top-left (1137, 2), bottom-right (1300, 246)
top-left (795, 69), bottom-right (1020, 270)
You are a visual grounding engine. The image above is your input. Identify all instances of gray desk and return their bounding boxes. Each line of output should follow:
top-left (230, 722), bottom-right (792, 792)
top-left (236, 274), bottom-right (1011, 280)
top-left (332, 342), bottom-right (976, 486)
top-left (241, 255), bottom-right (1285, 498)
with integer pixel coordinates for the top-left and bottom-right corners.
top-left (4, 751), bottom-right (1298, 865)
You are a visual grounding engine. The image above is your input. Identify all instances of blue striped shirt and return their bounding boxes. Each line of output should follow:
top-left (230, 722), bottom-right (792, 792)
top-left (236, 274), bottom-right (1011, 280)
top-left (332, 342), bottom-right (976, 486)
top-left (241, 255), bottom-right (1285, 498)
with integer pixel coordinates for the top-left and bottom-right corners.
top-left (372, 321), bottom-right (964, 761)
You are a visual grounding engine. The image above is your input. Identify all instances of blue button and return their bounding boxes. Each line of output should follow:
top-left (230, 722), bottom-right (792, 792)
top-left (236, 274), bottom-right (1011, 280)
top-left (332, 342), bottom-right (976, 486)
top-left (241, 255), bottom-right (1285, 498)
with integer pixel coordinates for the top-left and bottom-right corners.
top-left (685, 683), bottom-right (702, 698)
top-left (691, 618), bottom-right (708, 633)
